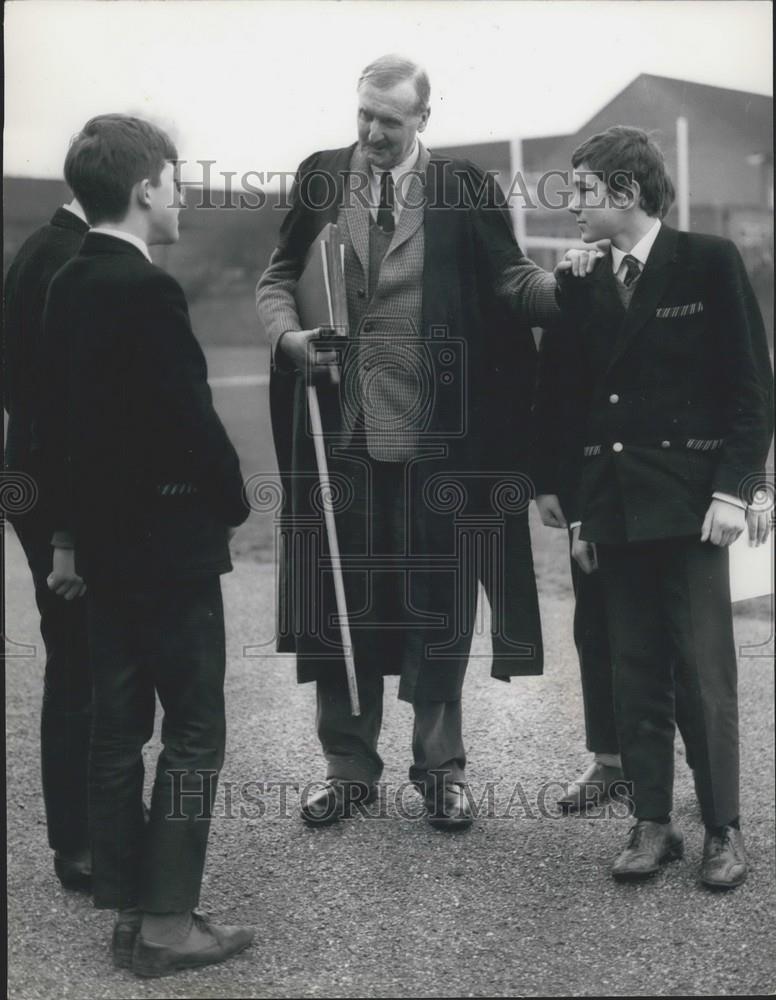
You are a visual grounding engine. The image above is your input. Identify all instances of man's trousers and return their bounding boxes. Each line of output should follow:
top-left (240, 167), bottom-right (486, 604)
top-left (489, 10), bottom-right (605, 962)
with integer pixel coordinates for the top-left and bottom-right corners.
top-left (597, 537), bottom-right (738, 828)
top-left (315, 454), bottom-right (466, 786)
top-left (13, 517), bottom-right (91, 855)
top-left (87, 577), bottom-right (226, 911)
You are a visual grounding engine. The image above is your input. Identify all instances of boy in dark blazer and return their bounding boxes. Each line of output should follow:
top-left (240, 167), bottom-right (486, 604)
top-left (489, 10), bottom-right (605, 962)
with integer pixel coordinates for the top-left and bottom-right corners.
top-left (39, 115), bottom-right (253, 975)
top-left (554, 126), bottom-right (772, 889)
top-left (4, 198), bottom-right (92, 890)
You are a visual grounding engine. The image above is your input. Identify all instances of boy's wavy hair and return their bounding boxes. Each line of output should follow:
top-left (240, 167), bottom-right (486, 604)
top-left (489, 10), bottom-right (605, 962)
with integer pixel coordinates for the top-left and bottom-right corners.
top-left (64, 114), bottom-right (178, 226)
top-left (571, 126), bottom-right (675, 219)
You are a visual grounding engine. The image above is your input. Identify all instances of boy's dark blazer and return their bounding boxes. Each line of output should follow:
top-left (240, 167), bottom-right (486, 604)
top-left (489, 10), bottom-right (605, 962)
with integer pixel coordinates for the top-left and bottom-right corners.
top-left (39, 232), bottom-right (248, 587)
top-left (555, 224), bottom-right (773, 544)
top-left (4, 207), bottom-right (89, 503)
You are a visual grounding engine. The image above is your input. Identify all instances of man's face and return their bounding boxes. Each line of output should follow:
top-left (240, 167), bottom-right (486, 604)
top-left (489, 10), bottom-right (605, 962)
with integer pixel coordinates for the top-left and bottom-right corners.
top-left (357, 79), bottom-right (429, 170)
top-left (569, 164), bottom-right (627, 244)
top-left (146, 161), bottom-right (185, 245)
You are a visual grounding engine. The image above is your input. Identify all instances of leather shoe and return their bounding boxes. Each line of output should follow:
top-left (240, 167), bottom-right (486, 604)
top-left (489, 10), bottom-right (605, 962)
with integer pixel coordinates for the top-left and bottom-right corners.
top-left (112, 910), bottom-right (143, 969)
top-left (300, 780), bottom-right (377, 825)
top-left (557, 762), bottom-right (626, 813)
top-left (425, 782), bottom-right (474, 831)
top-left (701, 826), bottom-right (747, 890)
top-left (54, 850), bottom-right (92, 892)
top-left (131, 913), bottom-right (254, 978)
top-left (612, 820), bottom-right (684, 880)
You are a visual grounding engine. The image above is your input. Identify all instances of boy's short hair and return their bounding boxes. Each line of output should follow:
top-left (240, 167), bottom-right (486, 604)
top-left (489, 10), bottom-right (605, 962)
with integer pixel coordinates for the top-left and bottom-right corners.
top-left (64, 114), bottom-right (178, 225)
top-left (572, 126), bottom-right (675, 218)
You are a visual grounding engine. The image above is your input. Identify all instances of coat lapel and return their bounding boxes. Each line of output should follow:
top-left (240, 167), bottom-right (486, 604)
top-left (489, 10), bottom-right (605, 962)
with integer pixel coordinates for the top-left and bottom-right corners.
top-left (588, 249), bottom-right (626, 325)
top-left (385, 144), bottom-right (430, 259)
top-left (343, 146), bottom-right (371, 275)
top-left (606, 224), bottom-right (679, 373)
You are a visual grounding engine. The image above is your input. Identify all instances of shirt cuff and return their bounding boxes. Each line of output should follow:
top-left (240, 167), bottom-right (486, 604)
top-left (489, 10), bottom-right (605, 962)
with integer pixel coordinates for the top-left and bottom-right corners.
top-left (712, 491), bottom-right (747, 511)
top-left (569, 521), bottom-right (582, 530)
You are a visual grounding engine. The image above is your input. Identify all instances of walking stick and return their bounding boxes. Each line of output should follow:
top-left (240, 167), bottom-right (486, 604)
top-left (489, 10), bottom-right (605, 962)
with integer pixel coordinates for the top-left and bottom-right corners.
top-left (306, 377), bottom-right (360, 716)
top-left (295, 226), bottom-right (359, 714)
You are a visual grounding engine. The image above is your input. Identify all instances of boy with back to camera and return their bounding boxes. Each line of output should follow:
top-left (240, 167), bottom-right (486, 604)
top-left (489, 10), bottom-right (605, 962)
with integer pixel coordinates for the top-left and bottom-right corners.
top-left (40, 114), bottom-right (254, 975)
top-left (550, 126), bottom-right (773, 889)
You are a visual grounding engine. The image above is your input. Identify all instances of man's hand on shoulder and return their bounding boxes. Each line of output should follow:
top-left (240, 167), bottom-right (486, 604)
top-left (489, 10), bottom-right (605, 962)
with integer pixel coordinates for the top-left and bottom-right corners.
top-left (554, 242), bottom-right (609, 280)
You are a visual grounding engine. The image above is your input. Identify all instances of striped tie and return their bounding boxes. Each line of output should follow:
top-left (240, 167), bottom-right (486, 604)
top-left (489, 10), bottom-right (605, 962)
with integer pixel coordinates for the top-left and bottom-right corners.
top-left (377, 172), bottom-right (395, 234)
top-left (621, 254), bottom-right (641, 288)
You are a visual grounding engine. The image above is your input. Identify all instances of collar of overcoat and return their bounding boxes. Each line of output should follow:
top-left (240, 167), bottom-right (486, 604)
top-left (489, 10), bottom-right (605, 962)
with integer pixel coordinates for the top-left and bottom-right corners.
top-left (343, 143), bottom-right (431, 276)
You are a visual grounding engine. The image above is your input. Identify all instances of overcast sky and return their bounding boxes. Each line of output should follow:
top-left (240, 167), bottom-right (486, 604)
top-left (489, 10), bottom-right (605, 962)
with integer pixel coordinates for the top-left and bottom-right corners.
top-left (4, 0), bottom-right (773, 185)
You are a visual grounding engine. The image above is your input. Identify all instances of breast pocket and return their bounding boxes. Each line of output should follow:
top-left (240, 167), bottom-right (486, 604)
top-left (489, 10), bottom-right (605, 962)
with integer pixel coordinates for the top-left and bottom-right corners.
top-left (647, 301), bottom-right (707, 365)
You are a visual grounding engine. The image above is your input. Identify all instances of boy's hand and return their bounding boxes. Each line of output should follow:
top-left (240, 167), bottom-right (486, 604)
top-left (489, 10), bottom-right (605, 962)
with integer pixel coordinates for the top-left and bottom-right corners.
top-left (554, 248), bottom-right (604, 279)
top-left (278, 329), bottom-right (340, 384)
top-left (47, 547), bottom-right (87, 599)
top-left (535, 494), bottom-right (567, 528)
top-left (701, 499), bottom-right (746, 547)
top-left (746, 506), bottom-right (771, 547)
top-left (571, 524), bottom-right (598, 574)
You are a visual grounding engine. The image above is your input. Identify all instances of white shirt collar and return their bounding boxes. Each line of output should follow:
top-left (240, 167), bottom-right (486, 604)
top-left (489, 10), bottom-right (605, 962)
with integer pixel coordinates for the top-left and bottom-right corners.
top-left (89, 226), bottom-right (152, 263)
top-left (62, 202), bottom-right (88, 224)
top-left (373, 138), bottom-right (420, 185)
top-left (611, 219), bottom-right (662, 274)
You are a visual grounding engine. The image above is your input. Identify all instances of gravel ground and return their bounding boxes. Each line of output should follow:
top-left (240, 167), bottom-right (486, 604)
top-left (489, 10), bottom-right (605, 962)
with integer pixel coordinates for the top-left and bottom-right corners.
top-left (5, 523), bottom-right (775, 998)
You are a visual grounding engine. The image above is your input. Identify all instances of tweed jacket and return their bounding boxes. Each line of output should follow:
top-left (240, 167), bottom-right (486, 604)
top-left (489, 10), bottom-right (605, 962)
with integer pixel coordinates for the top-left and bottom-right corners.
top-left (256, 144), bottom-right (563, 687)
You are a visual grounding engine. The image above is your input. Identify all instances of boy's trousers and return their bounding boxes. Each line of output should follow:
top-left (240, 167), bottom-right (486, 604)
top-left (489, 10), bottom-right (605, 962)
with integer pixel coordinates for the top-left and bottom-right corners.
top-left (87, 577), bottom-right (226, 912)
top-left (597, 537), bottom-right (739, 828)
top-left (12, 516), bottom-right (91, 855)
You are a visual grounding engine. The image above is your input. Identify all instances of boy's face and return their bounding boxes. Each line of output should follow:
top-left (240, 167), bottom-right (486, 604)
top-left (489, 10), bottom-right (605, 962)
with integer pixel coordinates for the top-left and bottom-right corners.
top-left (146, 161), bottom-right (184, 245)
top-left (569, 164), bottom-right (628, 243)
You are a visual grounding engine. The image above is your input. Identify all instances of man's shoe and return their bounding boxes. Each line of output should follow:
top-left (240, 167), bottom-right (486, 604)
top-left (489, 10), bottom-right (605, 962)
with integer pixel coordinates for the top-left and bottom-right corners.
top-left (300, 780), bottom-right (377, 825)
top-left (131, 913), bottom-right (254, 978)
top-left (54, 850), bottom-right (92, 892)
top-left (612, 820), bottom-right (684, 881)
top-left (701, 826), bottom-right (748, 890)
top-left (557, 762), bottom-right (625, 813)
top-left (425, 782), bottom-right (473, 831)
top-left (112, 910), bottom-right (143, 969)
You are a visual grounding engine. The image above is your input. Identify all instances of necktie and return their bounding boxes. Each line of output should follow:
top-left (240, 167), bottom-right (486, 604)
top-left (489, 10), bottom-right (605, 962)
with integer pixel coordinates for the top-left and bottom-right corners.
top-left (377, 171), bottom-right (395, 234)
top-left (621, 253), bottom-right (641, 288)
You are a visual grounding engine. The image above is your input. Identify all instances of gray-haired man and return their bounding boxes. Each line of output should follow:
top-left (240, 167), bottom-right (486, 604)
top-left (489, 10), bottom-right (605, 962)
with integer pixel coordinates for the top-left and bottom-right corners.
top-left (257, 54), bottom-right (594, 829)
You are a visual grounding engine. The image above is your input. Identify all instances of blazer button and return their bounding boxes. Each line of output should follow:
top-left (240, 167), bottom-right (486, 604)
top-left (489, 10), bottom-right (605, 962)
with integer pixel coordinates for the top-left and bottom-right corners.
top-left (357, 288), bottom-right (366, 299)
top-left (609, 393), bottom-right (620, 404)
top-left (612, 442), bottom-right (624, 453)
top-left (661, 440), bottom-right (671, 449)
top-left (362, 321), bottom-right (374, 333)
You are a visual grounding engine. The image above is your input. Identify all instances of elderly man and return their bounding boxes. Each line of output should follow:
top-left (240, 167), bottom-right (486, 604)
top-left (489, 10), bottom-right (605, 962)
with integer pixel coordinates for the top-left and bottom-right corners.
top-left (257, 54), bottom-right (589, 829)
